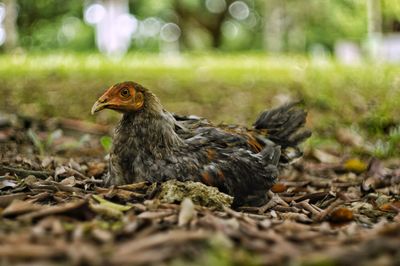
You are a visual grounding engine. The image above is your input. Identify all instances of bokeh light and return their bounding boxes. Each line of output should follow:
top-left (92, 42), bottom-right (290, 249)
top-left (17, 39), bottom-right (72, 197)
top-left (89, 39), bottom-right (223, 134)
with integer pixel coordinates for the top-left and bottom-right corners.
top-left (222, 21), bottom-right (239, 38)
top-left (84, 3), bottom-right (106, 25)
top-left (140, 17), bottom-right (162, 38)
top-left (229, 1), bottom-right (250, 21)
top-left (160, 23), bottom-right (181, 42)
top-left (205, 0), bottom-right (226, 14)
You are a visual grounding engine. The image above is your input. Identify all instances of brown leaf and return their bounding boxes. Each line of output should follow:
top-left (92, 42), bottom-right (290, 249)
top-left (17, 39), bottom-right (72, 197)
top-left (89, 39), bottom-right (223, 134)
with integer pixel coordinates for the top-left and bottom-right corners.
top-left (2, 200), bottom-right (42, 217)
top-left (0, 192), bottom-right (32, 208)
top-left (271, 183), bottom-right (287, 193)
top-left (18, 199), bottom-right (89, 221)
top-left (87, 162), bottom-right (106, 177)
top-left (379, 202), bottom-right (400, 213)
top-left (60, 176), bottom-right (77, 186)
top-left (329, 207), bottom-right (354, 223)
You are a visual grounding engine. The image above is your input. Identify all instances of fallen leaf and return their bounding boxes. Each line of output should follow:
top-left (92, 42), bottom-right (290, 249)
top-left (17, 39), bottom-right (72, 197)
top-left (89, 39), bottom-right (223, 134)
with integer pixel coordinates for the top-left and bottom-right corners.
top-left (329, 207), bottom-right (354, 223)
top-left (379, 202), bottom-right (400, 213)
top-left (343, 158), bottom-right (367, 174)
top-left (92, 194), bottom-right (131, 212)
top-left (312, 149), bottom-right (340, 164)
top-left (0, 193), bottom-right (32, 208)
top-left (60, 176), bottom-right (77, 186)
top-left (0, 179), bottom-right (17, 189)
top-left (87, 162), bottom-right (106, 177)
top-left (2, 200), bottom-right (42, 217)
top-left (89, 200), bottom-right (123, 219)
top-left (18, 199), bottom-right (89, 221)
top-left (271, 183), bottom-right (287, 193)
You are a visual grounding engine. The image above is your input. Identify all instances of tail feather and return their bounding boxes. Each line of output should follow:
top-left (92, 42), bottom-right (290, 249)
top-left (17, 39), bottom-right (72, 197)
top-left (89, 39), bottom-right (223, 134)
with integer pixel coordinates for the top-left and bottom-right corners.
top-left (254, 102), bottom-right (311, 163)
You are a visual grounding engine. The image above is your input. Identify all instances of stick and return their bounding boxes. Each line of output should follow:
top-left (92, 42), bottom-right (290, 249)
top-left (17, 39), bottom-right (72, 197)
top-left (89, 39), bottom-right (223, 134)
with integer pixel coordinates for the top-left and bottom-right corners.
top-left (0, 165), bottom-right (51, 179)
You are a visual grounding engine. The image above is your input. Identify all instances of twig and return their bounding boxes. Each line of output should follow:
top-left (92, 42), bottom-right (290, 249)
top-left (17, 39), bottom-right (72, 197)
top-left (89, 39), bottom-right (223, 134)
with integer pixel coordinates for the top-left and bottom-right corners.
top-left (293, 200), bottom-right (322, 216)
top-left (0, 165), bottom-right (51, 179)
top-left (259, 192), bottom-right (289, 214)
top-left (315, 199), bottom-right (344, 222)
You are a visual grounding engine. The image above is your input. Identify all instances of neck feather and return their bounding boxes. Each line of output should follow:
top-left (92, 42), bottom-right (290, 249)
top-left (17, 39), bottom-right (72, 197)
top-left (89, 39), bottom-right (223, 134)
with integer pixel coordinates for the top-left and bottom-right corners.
top-left (113, 92), bottom-right (184, 156)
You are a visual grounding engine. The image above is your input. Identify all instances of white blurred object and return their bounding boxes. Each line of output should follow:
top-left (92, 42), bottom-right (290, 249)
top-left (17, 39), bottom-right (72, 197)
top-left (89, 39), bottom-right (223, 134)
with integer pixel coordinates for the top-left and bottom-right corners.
top-left (84, 0), bottom-right (137, 58)
top-left (0, 3), bottom-right (5, 22)
top-left (1, 0), bottom-right (18, 50)
top-left (0, 2), bottom-right (5, 46)
top-left (0, 27), bottom-right (5, 46)
top-left (335, 41), bottom-right (362, 65)
top-left (376, 34), bottom-right (400, 63)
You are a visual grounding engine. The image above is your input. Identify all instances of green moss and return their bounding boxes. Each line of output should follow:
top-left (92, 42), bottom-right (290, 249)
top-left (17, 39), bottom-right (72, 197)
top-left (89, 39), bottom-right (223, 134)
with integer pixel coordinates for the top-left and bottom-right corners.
top-left (157, 180), bottom-right (233, 209)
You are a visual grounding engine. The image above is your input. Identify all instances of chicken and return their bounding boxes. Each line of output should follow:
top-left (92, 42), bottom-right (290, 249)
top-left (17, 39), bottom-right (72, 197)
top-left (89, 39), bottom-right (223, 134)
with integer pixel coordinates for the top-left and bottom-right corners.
top-left (91, 81), bottom-right (311, 206)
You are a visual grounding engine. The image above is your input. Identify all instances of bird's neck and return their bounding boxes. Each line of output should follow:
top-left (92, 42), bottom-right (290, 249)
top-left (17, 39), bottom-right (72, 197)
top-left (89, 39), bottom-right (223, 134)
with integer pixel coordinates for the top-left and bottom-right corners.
top-left (113, 93), bottom-right (184, 157)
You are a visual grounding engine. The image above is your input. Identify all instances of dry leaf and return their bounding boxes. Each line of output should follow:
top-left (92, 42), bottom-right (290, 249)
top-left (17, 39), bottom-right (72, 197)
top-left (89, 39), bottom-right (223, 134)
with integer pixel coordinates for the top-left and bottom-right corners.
top-left (329, 207), bottom-right (354, 223)
top-left (343, 158), bottom-right (367, 174)
top-left (379, 202), bottom-right (400, 213)
top-left (271, 183), bottom-right (287, 193)
top-left (312, 149), bottom-right (340, 164)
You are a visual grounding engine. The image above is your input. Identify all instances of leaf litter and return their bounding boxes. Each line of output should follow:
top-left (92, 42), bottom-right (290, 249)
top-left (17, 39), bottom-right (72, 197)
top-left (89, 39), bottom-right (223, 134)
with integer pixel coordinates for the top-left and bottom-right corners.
top-left (0, 114), bottom-right (400, 265)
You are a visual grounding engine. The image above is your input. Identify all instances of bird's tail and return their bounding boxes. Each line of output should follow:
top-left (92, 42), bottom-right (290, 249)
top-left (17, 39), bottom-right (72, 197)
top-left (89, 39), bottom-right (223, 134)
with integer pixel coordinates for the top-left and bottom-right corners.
top-left (254, 102), bottom-right (311, 163)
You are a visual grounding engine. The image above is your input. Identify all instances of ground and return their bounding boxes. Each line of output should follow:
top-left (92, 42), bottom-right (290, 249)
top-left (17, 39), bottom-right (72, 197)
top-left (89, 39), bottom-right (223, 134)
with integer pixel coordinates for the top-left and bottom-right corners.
top-left (0, 54), bottom-right (399, 265)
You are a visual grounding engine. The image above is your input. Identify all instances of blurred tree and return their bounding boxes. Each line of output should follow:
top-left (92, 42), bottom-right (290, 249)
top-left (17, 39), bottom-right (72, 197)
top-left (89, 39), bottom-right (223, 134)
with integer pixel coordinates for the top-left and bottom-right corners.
top-left (367, 0), bottom-right (382, 37)
top-left (17, 0), bottom-right (94, 51)
top-left (382, 0), bottom-right (400, 32)
top-left (0, 0), bottom-right (396, 54)
top-left (263, 0), bottom-right (368, 53)
top-left (3, 0), bottom-right (18, 51)
top-left (263, 0), bottom-right (284, 52)
top-left (172, 0), bottom-right (233, 48)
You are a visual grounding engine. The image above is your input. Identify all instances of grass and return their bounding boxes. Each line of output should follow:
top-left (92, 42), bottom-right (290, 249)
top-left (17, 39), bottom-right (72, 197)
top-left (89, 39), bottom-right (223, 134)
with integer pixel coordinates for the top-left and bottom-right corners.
top-left (0, 52), bottom-right (399, 156)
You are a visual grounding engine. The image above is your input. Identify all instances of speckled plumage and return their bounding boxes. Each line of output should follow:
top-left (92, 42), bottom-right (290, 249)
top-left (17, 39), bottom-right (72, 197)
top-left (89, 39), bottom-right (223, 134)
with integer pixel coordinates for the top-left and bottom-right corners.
top-left (92, 81), bottom-right (311, 206)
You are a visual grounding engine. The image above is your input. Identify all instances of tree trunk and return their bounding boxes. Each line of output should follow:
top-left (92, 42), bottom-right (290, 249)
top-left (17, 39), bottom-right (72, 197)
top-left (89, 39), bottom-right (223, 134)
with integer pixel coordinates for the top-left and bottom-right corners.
top-left (3, 0), bottom-right (18, 51)
top-left (263, 0), bottom-right (285, 53)
top-left (367, 0), bottom-right (382, 37)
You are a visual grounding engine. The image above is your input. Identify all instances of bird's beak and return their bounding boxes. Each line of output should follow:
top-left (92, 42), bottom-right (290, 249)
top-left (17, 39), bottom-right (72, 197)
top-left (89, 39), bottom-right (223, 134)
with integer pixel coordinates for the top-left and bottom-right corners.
top-left (91, 99), bottom-right (108, 115)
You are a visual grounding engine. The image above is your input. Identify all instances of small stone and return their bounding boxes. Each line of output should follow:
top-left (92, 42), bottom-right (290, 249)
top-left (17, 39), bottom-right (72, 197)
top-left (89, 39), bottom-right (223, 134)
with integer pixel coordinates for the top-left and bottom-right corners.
top-left (178, 198), bottom-right (196, 226)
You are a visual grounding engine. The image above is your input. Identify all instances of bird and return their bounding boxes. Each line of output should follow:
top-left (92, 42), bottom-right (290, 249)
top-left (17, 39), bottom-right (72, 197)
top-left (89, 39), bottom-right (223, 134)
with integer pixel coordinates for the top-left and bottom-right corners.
top-left (91, 81), bottom-right (311, 206)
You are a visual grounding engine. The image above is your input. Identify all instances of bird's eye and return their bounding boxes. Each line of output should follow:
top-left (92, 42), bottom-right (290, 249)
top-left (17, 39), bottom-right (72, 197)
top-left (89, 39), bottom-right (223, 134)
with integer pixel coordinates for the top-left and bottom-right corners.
top-left (120, 88), bottom-right (130, 98)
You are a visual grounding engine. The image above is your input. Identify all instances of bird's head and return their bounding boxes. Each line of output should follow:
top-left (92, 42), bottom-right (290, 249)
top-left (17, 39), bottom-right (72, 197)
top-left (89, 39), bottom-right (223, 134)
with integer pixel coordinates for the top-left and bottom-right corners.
top-left (91, 81), bottom-right (147, 115)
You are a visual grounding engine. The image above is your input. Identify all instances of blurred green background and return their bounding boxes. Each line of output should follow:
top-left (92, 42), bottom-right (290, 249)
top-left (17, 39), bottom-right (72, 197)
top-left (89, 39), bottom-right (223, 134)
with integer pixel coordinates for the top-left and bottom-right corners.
top-left (0, 0), bottom-right (399, 157)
